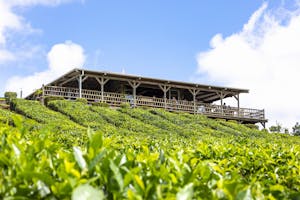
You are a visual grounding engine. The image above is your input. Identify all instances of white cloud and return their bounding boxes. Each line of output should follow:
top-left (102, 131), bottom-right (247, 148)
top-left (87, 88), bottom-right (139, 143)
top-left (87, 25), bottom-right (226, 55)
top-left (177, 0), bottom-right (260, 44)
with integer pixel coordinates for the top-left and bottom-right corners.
top-left (0, 1), bottom-right (22, 62)
top-left (0, 0), bottom-right (81, 64)
top-left (0, 49), bottom-right (15, 63)
top-left (197, 2), bottom-right (300, 129)
top-left (48, 41), bottom-right (85, 73)
top-left (5, 41), bottom-right (86, 96)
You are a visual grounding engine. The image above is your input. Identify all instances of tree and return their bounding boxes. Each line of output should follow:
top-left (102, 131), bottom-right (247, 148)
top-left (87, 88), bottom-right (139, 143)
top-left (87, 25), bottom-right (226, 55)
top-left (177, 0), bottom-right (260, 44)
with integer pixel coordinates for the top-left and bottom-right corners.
top-left (4, 91), bottom-right (17, 104)
top-left (292, 122), bottom-right (300, 136)
top-left (283, 128), bottom-right (289, 134)
top-left (269, 122), bottom-right (282, 133)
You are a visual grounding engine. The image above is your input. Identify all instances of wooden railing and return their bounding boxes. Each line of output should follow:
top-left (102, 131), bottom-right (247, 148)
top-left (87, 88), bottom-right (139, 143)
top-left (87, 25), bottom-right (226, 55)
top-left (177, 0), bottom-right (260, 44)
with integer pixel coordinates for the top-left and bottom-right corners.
top-left (0, 99), bottom-right (6, 104)
top-left (43, 86), bottom-right (265, 121)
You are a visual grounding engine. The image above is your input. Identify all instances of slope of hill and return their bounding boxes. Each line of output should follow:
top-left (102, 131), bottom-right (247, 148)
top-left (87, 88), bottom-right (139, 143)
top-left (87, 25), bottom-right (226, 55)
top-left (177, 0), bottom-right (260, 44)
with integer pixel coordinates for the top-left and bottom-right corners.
top-left (0, 99), bottom-right (299, 199)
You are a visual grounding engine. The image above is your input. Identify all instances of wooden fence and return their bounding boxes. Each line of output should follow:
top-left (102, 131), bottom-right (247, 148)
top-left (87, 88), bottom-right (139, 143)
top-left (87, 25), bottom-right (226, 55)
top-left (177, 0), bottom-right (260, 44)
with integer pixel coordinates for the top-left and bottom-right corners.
top-left (43, 85), bottom-right (265, 121)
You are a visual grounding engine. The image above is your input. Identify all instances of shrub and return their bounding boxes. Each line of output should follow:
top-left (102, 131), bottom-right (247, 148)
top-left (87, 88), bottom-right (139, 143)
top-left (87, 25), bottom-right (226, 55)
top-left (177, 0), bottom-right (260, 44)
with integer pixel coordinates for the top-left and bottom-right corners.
top-left (44, 96), bottom-right (64, 106)
top-left (4, 91), bottom-right (17, 104)
top-left (228, 120), bottom-right (238, 124)
top-left (120, 102), bottom-right (130, 109)
top-left (261, 128), bottom-right (269, 133)
top-left (91, 102), bottom-right (109, 107)
top-left (76, 98), bottom-right (88, 104)
top-left (34, 89), bottom-right (43, 95)
top-left (244, 123), bottom-right (259, 130)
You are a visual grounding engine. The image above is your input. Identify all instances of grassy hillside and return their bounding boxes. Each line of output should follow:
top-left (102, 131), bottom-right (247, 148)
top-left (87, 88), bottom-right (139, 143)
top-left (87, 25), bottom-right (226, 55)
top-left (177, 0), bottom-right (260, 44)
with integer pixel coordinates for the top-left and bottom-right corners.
top-left (0, 99), bottom-right (300, 199)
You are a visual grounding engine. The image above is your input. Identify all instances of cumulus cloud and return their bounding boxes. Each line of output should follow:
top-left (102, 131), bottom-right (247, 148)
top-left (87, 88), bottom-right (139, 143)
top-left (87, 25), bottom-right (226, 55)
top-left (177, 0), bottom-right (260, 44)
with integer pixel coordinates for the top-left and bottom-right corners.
top-left (0, 49), bottom-right (15, 64)
top-left (0, 1), bottom-right (21, 62)
top-left (5, 41), bottom-right (86, 96)
top-left (197, 2), bottom-right (300, 129)
top-left (0, 0), bottom-right (81, 64)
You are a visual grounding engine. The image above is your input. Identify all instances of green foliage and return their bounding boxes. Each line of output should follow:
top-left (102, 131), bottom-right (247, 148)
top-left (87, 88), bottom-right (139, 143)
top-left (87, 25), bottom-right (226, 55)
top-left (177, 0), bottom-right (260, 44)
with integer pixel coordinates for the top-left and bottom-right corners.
top-left (91, 102), bottom-right (109, 107)
top-left (44, 96), bottom-right (64, 106)
top-left (244, 123), bottom-right (259, 130)
top-left (269, 124), bottom-right (282, 133)
top-left (293, 122), bottom-right (300, 136)
top-left (34, 89), bottom-right (43, 95)
top-left (76, 98), bottom-right (88, 104)
top-left (1, 100), bottom-right (300, 199)
top-left (10, 99), bottom-right (87, 147)
top-left (0, 106), bottom-right (38, 129)
top-left (48, 100), bottom-right (117, 134)
top-left (4, 91), bottom-right (17, 104)
top-left (90, 106), bottom-right (164, 137)
top-left (120, 102), bottom-right (130, 109)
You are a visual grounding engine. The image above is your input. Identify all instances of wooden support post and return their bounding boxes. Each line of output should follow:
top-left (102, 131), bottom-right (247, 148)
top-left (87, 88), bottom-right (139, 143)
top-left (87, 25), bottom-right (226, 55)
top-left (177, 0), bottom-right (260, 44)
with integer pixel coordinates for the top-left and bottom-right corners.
top-left (220, 92), bottom-right (223, 106)
top-left (128, 81), bottom-right (141, 107)
top-left (261, 122), bottom-right (266, 129)
top-left (77, 71), bottom-right (87, 99)
top-left (78, 73), bottom-right (82, 98)
top-left (234, 94), bottom-right (240, 116)
top-left (159, 85), bottom-right (171, 109)
top-left (41, 84), bottom-right (45, 105)
top-left (188, 88), bottom-right (200, 114)
top-left (217, 91), bottom-right (227, 115)
top-left (78, 77), bottom-right (82, 98)
top-left (95, 77), bottom-right (109, 102)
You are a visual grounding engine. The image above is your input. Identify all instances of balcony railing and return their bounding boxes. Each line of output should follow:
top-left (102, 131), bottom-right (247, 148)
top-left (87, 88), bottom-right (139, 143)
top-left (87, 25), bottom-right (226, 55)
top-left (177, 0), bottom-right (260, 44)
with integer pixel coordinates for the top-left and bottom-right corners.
top-left (42, 85), bottom-right (265, 122)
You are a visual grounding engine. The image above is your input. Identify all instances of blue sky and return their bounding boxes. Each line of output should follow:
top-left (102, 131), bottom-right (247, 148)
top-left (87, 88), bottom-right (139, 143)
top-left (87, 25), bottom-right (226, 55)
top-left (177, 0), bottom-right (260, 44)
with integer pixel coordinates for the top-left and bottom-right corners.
top-left (1, 0), bottom-right (264, 82)
top-left (1, 0), bottom-right (300, 129)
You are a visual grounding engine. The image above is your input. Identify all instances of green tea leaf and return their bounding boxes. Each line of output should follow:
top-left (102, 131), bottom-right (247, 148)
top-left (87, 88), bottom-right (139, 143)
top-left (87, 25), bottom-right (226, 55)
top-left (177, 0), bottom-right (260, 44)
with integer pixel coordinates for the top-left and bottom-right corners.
top-left (176, 183), bottom-right (193, 200)
top-left (73, 146), bottom-right (87, 171)
top-left (109, 159), bottom-right (124, 191)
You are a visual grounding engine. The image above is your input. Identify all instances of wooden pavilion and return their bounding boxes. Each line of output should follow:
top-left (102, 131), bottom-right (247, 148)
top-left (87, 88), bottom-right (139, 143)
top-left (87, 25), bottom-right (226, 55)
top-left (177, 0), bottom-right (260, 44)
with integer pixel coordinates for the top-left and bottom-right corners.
top-left (26, 68), bottom-right (267, 127)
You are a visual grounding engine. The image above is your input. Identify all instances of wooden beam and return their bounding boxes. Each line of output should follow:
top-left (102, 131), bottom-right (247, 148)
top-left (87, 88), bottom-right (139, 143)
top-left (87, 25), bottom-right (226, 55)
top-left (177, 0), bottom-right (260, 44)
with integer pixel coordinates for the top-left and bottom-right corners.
top-left (95, 77), bottom-right (109, 102)
top-left (128, 81), bottom-right (141, 107)
top-left (188, 88), bottom-right (201, 114)
top-left (202, 91), bottom-right (229, 103)
top-left (82, 75), bottom-right (89, 83)
top-left (77, 70), bottom-right (84, 98)
top-left (200, 92), bottom-right (218, 99)
top-left (88, 74), bottom-right (228, 93)
top-left (261, 121), bottom-right (266, 129)
top-left (202, 94), bottom-right (220, 102)
top-left (59, 76), bottom-right (78, 86)
top-left (188, 88), bottom-right (200, 96)
top-left (61, 72), bottom-right (88, 87)
top-left (158, 84), bottom-right (171, 93)
top-left (234, 94), bottom-right (240, 116)
top-left (41, 84), bottom-right (45, 105)
top-left (78, 75), bottom-right (82, 98)
top-left (128, 80), bottom-right (141, 89)
top-left (95, 77), bottom-right (109, 85)
top-left (159, 84), bottom-right (171, 109)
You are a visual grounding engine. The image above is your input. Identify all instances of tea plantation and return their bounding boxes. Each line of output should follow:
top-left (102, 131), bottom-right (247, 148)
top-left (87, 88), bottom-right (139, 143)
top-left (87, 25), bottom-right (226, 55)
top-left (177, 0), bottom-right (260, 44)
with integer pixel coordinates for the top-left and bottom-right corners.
top-left (0, 99), bottom-right (300, 199)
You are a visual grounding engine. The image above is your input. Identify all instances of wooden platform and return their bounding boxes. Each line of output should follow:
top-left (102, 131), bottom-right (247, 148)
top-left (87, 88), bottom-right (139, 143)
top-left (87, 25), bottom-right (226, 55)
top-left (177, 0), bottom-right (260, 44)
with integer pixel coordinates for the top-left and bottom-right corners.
top-left (41, 85), bottom-right (266, 125)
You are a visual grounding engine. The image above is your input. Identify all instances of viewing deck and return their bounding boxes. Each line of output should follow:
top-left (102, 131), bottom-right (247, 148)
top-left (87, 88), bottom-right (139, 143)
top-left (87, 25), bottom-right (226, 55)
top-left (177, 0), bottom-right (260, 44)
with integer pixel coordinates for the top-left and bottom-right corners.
top-left (41, 85), bottom-right (266, 124)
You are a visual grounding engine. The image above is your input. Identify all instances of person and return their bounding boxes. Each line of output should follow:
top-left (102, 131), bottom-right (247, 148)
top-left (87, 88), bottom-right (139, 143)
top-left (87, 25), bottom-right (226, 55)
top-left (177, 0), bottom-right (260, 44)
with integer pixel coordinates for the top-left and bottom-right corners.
top-left (172, 97), bottom-right (178, 110)
top-left (198, 105), bottom-right (205, 113)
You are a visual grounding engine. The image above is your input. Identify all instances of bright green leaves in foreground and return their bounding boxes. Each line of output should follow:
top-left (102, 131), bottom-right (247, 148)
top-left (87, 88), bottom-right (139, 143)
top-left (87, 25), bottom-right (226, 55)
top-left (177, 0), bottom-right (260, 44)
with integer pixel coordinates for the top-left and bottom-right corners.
top-left (1, 100), bottom-right (300, 199)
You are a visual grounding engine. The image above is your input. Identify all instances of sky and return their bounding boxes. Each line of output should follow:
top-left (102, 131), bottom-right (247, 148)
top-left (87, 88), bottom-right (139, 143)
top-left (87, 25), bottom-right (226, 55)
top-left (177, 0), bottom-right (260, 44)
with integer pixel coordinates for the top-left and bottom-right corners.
top-left (0, 0), bottom-right (300, 130)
